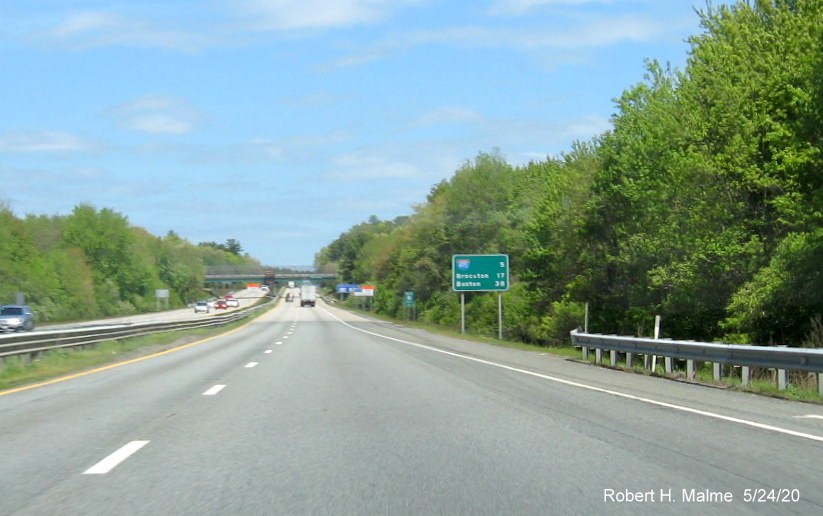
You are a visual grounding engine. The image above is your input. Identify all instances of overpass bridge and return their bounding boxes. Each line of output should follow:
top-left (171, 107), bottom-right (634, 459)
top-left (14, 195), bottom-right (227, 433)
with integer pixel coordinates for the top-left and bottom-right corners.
top-left (204, 266), bottom-right (337, 286)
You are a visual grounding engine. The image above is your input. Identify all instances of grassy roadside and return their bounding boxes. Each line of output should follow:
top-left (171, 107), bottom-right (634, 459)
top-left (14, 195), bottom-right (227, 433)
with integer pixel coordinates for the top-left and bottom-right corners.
top-left (339, 303), bottom-right (580, 358)
top-left (339, 303), bottom-right (823, 404)
top-left (581, 350), bottom-right (823, 404)
top-left (0, 306), bottom-right (270, 392)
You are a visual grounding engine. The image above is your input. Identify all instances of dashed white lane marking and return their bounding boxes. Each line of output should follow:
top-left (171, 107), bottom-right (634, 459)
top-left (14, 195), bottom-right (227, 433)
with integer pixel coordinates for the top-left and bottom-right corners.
top-left (264, 349), bottom-right (273, 354)
top-left (84, 441), bottom-right (149, 475)
top-left (282, 336), bottom-right (289, 339)
top-left (203, 385), bottom-right (225, 396)
top-left (321, 307), bottom-right (823, 444)
top-left (275, 341), bottom-right (283, 345)
top-left (794, 415), bottom-right (823, 420)
top-left (245, 362), bottom-right (258, 368)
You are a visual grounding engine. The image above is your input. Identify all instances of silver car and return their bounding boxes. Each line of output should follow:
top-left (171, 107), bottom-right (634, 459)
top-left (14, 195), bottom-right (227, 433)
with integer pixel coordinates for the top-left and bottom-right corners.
top-left (194, 301), bottom-right (210, 313)
top-left (0, 304), bottom-right (35, 332)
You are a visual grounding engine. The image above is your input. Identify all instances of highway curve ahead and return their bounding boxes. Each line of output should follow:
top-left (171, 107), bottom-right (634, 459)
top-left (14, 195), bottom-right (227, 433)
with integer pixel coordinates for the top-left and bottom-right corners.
top-left (1, 298), bottom-right (823, 515)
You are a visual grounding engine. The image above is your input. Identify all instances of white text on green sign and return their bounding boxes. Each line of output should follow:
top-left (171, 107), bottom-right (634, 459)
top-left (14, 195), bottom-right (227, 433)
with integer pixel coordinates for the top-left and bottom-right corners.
top-left (452, 254), bottom-right (509, 292)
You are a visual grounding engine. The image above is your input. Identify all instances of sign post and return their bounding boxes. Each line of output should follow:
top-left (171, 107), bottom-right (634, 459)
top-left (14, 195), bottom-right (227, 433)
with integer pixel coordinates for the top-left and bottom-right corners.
top-left (404, 290), bottom-right (416, 321)
top-left (452, 254), bottom-right (509, 336)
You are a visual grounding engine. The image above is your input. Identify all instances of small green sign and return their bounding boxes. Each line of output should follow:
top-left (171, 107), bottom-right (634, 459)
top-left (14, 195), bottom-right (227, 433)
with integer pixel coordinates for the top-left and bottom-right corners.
top-left (404, 291), bottom-right (415, 307)
top-left (452, 254), bottom-right (510, 292)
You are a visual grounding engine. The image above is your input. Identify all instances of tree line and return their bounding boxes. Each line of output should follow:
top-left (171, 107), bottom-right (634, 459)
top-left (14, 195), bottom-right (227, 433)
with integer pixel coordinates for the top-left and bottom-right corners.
top-left (316, 0), bottom-right (823, 347)
top-left (0, 203), bottom-right (258, 322)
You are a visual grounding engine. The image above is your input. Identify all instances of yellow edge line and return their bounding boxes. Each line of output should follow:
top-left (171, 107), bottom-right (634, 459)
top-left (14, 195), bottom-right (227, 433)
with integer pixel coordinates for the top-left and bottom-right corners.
top-left (0, 311), bottom-right (262, 397)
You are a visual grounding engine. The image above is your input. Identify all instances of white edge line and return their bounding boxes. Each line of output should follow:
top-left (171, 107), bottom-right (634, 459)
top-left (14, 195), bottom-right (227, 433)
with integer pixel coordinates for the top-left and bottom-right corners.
top-left (320, 307), bottom-right (823, 444)
top-left (84, 440), bottom-right (149, 475)
top-left (203, 384), bottom-right (226, 396)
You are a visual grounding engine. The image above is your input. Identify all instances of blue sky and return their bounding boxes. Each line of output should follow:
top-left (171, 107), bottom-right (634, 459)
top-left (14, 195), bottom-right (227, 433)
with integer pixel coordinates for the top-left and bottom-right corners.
top-left (1, 0), bottom-right (727, 266)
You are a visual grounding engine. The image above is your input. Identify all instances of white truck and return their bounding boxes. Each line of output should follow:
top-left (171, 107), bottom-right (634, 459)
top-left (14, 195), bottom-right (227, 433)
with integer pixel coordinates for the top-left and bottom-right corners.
top-left (300, 284), bottom-right (317, 307)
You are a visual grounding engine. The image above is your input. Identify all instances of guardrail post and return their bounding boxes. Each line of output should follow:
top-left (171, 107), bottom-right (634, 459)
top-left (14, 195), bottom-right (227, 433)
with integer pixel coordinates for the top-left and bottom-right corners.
top-left (687, 359), bottom-right (695, 380)
top-left (581, 345), bottom-right (589, 360)
top-left (713, 362), bottom-right (721, 382)
top-left (664, 356), bottom-right (673, 374)
top-left (819, 374), bottom-right (823, 397)
top-left (626, 352), bottom-right (634, 368)
top-left (644, 354), bottom-right (650, 370)
top-left (741, 366), bottom-right (751, 387)
top-left (610, 350), bottom-right (617, 366)
top-left (595, 348), bottom-right (603, 364)
top-left (777, 346), bottom-right (788, 391)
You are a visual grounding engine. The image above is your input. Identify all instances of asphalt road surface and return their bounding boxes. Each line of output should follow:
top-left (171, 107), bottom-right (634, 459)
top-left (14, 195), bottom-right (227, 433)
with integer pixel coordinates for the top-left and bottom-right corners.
top-left (2, 297), bottom-right (823, 515)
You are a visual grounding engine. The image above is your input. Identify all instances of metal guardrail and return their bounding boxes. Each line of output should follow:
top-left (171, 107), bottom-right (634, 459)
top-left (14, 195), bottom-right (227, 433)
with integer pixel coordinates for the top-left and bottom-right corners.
top-left (0, 302), bottom-right (272, 362)
top-left (570, 329), bottom-right (823, 393)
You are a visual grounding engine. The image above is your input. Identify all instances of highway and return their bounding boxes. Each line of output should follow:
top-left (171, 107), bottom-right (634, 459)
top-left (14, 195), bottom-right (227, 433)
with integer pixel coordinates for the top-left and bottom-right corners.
top-left (2, 295), bottom-right (823, 514)
top-left (36, 288), bottom-right (266, 331)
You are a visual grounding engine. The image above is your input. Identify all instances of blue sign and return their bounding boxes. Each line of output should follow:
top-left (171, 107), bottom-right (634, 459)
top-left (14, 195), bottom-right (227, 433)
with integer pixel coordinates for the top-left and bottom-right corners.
top-left (336, 284), bottom-right (360, 294)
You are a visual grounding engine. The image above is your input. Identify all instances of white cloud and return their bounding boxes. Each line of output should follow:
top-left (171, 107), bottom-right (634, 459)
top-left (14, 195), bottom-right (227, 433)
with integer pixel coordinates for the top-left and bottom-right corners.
top-left (324, 16), bottom-right (664, 69)
top-left (325, 152), bottom-right (420, 181)
top-left (0, 131), bottom-right (98, 153)
top-left (488, 0), bottom-right (614, 17)
top-left (412, 106), bottom-right (489, 127)
top-left (104, 95), bottom-right (207, 134)
top-left (233, 0), bottom-right (422, 31)
top-left (32, 11), bottom-right (210, 51)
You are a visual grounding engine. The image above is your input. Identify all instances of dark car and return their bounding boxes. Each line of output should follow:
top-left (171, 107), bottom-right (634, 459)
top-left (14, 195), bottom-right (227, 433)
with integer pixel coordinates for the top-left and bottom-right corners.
top-left (0, 304), bottom-right (35, 332)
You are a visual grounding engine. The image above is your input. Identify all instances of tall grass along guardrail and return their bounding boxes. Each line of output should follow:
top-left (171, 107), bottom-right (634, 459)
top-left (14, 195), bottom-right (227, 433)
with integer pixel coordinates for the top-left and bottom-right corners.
top-left (570, 329), bottom-right (823, 395)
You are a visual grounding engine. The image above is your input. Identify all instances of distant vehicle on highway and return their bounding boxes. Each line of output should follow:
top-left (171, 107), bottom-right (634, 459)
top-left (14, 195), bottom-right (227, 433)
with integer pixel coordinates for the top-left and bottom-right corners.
top-left (300, 284), bottom-right (317, 307)
top-left (0, 304), bottom-right (35, 332)
top-left (214, 300), bottom-right (229, 310)
top-left (288, 281), bottom-right (295, 289)
top-left (194, 301), bottom-right (210, 313)
top-left (223, 296), bottom-right (240, 308)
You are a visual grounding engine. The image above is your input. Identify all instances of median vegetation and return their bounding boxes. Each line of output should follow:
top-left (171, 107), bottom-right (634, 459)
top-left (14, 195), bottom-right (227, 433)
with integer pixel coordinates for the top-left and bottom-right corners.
top-left (0, 303), bottom-right (271, 392)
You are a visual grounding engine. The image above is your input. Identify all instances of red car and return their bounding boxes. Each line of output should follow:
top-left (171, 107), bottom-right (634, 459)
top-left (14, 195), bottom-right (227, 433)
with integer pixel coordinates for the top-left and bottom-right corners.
top-left (214, 300), bottom-right (229, 309)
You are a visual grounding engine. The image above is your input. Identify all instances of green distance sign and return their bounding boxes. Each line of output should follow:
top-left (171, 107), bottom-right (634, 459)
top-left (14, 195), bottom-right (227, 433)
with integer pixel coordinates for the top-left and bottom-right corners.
top-left (452, 254), bottom-right (510, 292)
